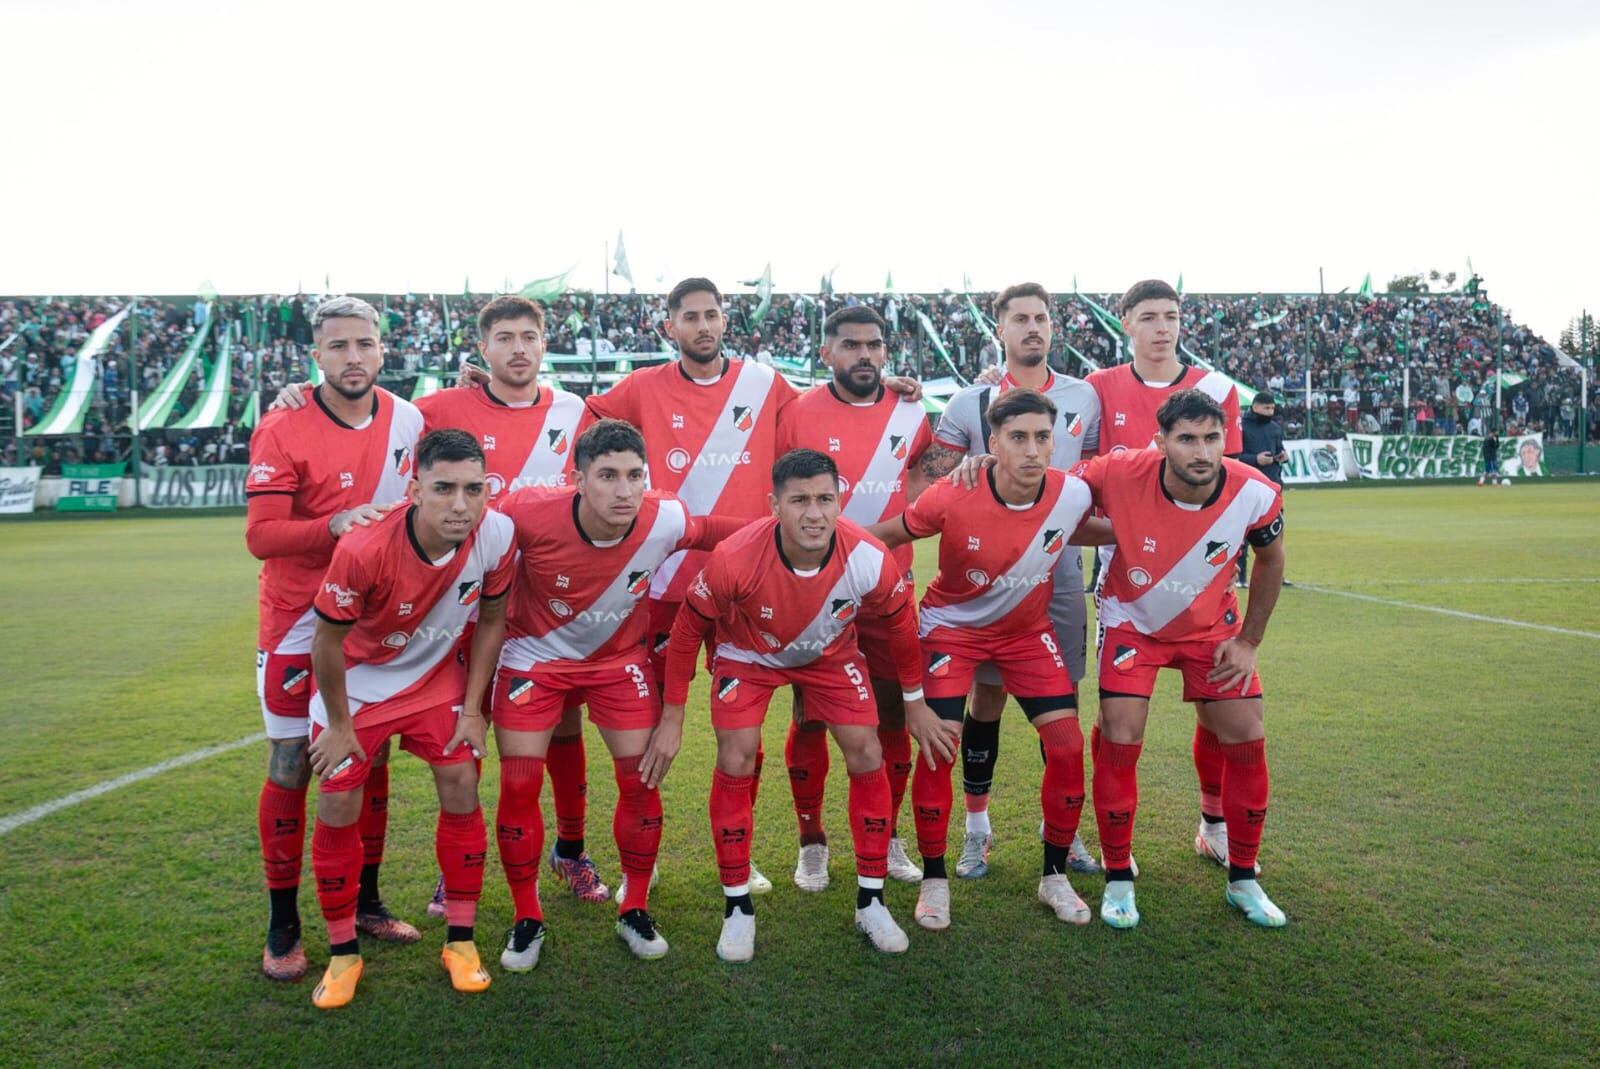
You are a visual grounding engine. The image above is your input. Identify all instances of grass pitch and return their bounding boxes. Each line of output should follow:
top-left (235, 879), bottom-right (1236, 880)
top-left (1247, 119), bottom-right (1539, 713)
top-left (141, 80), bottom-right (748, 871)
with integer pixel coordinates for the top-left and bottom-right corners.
top-left (1, 483), bottom-right (1597, 1067)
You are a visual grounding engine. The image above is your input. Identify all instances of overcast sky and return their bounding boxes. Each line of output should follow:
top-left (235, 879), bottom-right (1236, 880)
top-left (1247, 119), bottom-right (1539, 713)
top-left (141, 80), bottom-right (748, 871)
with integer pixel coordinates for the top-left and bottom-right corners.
top-left (2, 0), bottom-right (1596, 340)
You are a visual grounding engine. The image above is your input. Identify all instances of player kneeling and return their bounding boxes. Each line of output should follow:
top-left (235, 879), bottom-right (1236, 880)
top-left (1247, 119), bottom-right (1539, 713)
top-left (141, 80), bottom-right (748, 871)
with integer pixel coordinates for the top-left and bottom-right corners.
top-left (663, 449), bottom-right (936, 962)
top-left (304, 430), bottom-right (516, 1008)
top-left (488, 420), bottom-right (746, 967)
top-left (870, 388), bottom-right (1101, 932)
top-left (1075, 389), bottom-right (1288, 929)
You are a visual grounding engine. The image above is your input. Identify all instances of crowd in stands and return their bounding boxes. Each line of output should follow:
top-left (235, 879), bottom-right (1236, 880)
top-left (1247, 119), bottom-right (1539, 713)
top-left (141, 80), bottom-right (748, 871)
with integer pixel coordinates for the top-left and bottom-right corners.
top-left (2, 285), bottom-right (1593, 475)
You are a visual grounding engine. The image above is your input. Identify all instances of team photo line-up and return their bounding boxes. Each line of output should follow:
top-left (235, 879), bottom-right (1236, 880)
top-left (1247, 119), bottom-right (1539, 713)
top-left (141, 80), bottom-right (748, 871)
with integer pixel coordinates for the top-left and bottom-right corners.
top-left (246, 276), bottom-right (1286, 1009)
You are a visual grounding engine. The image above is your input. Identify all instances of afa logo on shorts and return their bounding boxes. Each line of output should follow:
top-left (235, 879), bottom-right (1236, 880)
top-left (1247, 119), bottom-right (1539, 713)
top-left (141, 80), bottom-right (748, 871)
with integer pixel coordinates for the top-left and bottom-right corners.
top-left (731, 405), bottom-right (753, 432)
top-left (507, 678), bottom-right (535, 706)
top-left (547, 428), bottom-right (570, 455)
top-left (627, 570), bottom-right (651, 596)
top-left (458, 579), bottom-right (483, 605)
top-left (1041, 528), bottom-right (1065, 554)
top-left (281, 666), bottom-right (310, 696)
top-left (889, 434), bottom-right (908, 460)
top-left (927, 652), bottom-right (952, 678)
top-left (1204, 539), bottom-right (1231, 566)
top-left (1112, 645), bottom-right (1137, 669)
top-left (830, 597), bottom-right (857, 622)
top-left (716, 676), bottom-right (742, 703)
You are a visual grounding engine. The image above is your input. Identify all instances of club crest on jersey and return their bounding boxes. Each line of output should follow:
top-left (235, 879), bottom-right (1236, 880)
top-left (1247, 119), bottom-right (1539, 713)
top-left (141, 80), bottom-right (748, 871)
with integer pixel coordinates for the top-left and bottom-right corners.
top-left (457, 579), bottom-right (482, 606)
top-left (547, 428), bottom-right (569, 455)
top-left (1204, 539), bottom-right (1231, 566)
top-left (1062, 411), bottom-right (1083, 437)
top-left (1127, 567), bottom-right (1152, 588)
top-left (731, 405), bottom-right (753, 432)
top-left (716, 677), bottom-right (741, 703)
top-left (548, 599), bottom-right (573, 618)
top-left (830, 598), bottom-right (857, 623)
top-left (1041, 528), bottom-right (1065, 554)
top-left (1112, 645), bottom-right (1137, 669)
top-left (889, 434), bottom-right (907, 460)
top-left (507, 678), bottom-right (535, 706)
top-left (392, 446), bottom-right (412, 477)
top-left (627, 570), bottom-right (651, 596)
top-left (928, 652), bottom-right (953, 677)
top-left (281, 667), bottom-right (310, 696)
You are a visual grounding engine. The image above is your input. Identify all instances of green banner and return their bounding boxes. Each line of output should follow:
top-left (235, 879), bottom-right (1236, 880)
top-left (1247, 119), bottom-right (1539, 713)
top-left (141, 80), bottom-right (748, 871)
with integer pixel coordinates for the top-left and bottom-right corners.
top-left (1346, 432), bottom-right (1546, 479)
top-left (57, 462), bottom-right (125, 511)
top-left (410, 370), bottom-right (446, 400)
top-left (30, 309), bottom-right (129, 436)
top-left (134, 321), bottom-right (210, 431)
top-left (143, 464), bottom-right (251, 508)
top-left (170, 332), bottom-right (234, 429)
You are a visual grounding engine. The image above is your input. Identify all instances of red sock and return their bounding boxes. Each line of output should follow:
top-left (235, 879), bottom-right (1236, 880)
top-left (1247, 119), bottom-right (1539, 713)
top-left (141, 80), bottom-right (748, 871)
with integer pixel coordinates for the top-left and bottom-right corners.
top-left (437, 807), bottom-right (487, 930)
top-left (1093, 739), bottom-right (1143, 871)
top-left (547, 733), bottom-right (587, 844)
top-left (496, 756), bottom-right (545, 922)
top-left (911, 751), bottom-right (956, 862)
top-left (311, 818), bottom-right (362, 946)
top-left (785, 721), bottom-right (830, 845)
top-left (613, 755), bottom-right (662, 913)
top-left (258, 780), bottom-right (308, 890)
top-left (1037, 718), bottom-right (1085, 847)
top-left (709, 768), bottom-right (754, 888)
top-left (359, 762), bottom-right (389, 868)
top-left (1221, 738), bottom-right (1269, 873)
top-left (847, 764), bottom-right (891, 880)
top-left (878, 727), bottom-right (913, 833)
top-left (1090, 723), bottom-right (1103, 763)
top-left (750, 743), bottom-right (765, 809)
top-left (1193, 725), bottom-right (1225, 820)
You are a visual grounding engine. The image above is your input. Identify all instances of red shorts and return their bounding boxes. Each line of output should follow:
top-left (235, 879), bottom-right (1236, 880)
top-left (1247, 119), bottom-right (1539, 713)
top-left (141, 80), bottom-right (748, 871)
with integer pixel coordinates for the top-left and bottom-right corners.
top-left (647, 598), bottom-right (712, 685)
top-left (711, 654), bottom-right (877, 731)
top-left (311, 703), bottom-right (475, 794)
top-left (257, 649), bottom-right (313, 740)
top-left (855, 612), bottom-right (913, 682)
top-left (492, 660), bottom-right (660, 733)
top-left (922, 626), bottom-right (1075, 703)
top-left (1098, 624), bottom-right (1264, 703)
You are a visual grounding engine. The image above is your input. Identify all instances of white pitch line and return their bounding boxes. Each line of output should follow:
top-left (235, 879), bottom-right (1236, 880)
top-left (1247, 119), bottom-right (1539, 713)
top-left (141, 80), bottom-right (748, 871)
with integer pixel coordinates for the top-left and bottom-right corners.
top-left (1295, 584), bottom-right (1600, 640)
top-left (1333, 578), bottom-right (1600, 587)
top-left (0, 732), bottom-right (265, 837)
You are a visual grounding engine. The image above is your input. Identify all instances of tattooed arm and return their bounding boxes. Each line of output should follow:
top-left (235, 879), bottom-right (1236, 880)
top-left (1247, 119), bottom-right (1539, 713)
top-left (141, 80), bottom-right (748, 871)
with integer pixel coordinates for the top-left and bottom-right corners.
top-left (919, 440), bottom-right (965, 481)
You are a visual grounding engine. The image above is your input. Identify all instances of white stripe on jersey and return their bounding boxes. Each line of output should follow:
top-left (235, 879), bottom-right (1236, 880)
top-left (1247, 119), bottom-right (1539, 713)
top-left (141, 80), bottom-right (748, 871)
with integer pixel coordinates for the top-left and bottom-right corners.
top-left (500, 499), bottom-right (690, 667)
top-left (651, 362), bottom-right (777, 599)
top-left (918, 480), bottom-right (1092, 635)
top-left (842, 401), bottom-right (926, 526)
top-left (274, 607), bottom-right (318, 656)
top-left (309, 511), bottom-right (515, 724)
top-left (513, 390), bottom-right (585, 490)
top-left (1191, 370), bottom-right (1235, 405)
top-left (373, 397), bottom-right (424, 503)
top-left (715, 538), bottom-right (887, 669)
top-left (1097, 479), bottom-right (1276, 636)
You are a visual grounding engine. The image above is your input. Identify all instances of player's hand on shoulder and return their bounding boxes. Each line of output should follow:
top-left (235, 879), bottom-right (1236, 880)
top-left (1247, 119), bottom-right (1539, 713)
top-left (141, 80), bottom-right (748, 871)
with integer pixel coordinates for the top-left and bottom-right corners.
top-left (975, 364), bottom-right (1003, 386)
top-left (308, 723), bottom-right (366, 780)
top-left (268, 381), bottom-right (312, 412)
top-left (947, 453), bottom-right (995, 488)
top-left (884, 375), bottom-right (923, 402)
top-left (456, 361), bottom-right (491, 390)
top-left (328, 501), bottom-right (398, 537)
top-left (1207, 636), bottom-right (1259, 693)
top-left (905, 698), bottom-right (959, 769)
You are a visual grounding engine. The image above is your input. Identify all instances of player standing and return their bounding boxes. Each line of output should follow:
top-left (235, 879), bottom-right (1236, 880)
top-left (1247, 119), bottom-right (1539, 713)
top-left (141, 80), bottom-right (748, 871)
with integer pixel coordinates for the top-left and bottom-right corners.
top-left (776, 305), bottom-right (931, 889)
top-left (916, 283), bottom-right (1102, 879)
top-left (303, 429), bottom-right (517, 1008)
top-left (246, 296), bottom-right (424, 981)
top-left (870, 388), bottom-right (1098, 931)
top-left (487, 420), bottom-right (744, 967)
top-left (662, 449), bottom-right (934, 961)
top-left (1086, 280), bottom-right (1245, 872)
top-left (1074, 390), bottom-right (1286, 928)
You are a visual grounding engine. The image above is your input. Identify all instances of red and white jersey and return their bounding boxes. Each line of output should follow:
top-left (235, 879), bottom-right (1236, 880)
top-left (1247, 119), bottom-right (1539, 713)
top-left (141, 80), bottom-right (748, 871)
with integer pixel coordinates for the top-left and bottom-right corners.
top-left (778, 383), bottom-right (930, 574)
top-left (247, 388), bottom-right (424, 654)
top-left (683, 517), bottom-right (914, 678)
top-left (417, 384), bottom-right (588, 503)
top-left (310, 505), bottom-right (517, 726)
top-left (901, 468), bottom-right (1092, 640)
top-left (587, 358), bottom-right (798, 601)
top-left (1087, 363), bottom-right (1242, 456)
top-left (498, 487), bottom-right (724, 670)
top-left (1074, 450), bottom-right (1282, 642)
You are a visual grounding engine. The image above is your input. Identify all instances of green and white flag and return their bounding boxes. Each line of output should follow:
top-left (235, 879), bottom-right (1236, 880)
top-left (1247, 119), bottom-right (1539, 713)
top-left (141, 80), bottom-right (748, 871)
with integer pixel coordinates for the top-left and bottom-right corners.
top-left (133, 322), bottom-right (210, 431)
top-left (171, 331), bottom-right (234, 429)
top-left (29, 308), bottom-right (129, 436)
top-left (237, 391), bottom-right (260, 430)
top-left (613, 231), bottom-right (634, 288)
top-left (748, 264), bottom-right (773, 327)
top-left (520, 267), bottom-right (574, 303)
top-left (884, 270), bottom-right (894, 292)
top-left (1249, 310), bottom-right (1289, 329)
top-left (914, 310), bottom-right (965, 380)
top-left (410, 370), bottom-right (446, 400)
top-left (1358, 272), bottom-right (1373, 298)
top-left (564, 310), bottom-right (584, 336)
top-left (1176, 272), bottom-right (1184, 296)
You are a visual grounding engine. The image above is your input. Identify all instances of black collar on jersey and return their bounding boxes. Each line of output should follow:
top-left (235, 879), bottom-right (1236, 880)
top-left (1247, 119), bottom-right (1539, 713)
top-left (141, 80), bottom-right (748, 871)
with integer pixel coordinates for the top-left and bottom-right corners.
top-left (1158, 458), bottom-right (1227, 508)
top-left (313, 385), bottom-right (380, 430)
top-left (484, 382), bottom-right (540, 408)
top-left (986, 465), bottom-right (1047, 508)
top-left (571, 491), bottom-right (638, 546)
top-left (1129, 362), bottom-right (1191, 388)
top-left (404, 506), bottom-right (435, 564)
top-left (827, 380), bottom-right (885, 405)
top-left (677, 356), bottom-right (729, 383)
top-left (774, 523), bottom-right (835, 574)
